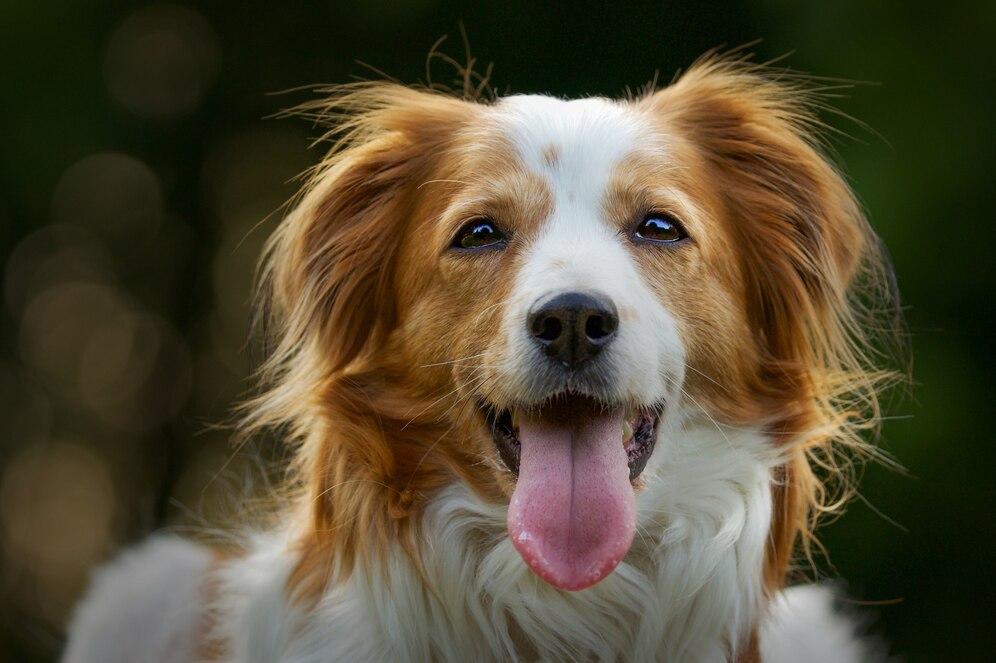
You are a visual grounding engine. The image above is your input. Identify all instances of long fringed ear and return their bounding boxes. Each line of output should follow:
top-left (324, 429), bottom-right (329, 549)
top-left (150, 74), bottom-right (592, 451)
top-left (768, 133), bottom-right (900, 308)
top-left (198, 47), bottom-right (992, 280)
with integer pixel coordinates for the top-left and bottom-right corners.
top-left (238, 84), bottom-right (486, 602)
top-left (265, 132), bottom-right (412, 374)
top-left (240, 85), bottom-right (478, 597)
top-left (647, 57), bottom-right (874, 358)
top-left (644, 56), bottom-right (901, 586)
top-left (263, 86), bottom-right (474, 376)
top-left (242, 85), bottom-right (475, 439)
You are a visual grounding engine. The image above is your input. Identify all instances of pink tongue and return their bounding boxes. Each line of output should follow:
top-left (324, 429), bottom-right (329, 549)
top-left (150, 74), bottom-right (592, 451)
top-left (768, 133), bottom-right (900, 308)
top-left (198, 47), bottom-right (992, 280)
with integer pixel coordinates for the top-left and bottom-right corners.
top-left (507, 406), bottom-right (636, 591)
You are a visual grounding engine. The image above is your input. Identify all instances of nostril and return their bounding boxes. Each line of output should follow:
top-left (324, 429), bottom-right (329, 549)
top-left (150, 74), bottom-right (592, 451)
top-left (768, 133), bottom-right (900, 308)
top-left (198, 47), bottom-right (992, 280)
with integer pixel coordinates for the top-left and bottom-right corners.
top-left (536, 316), bottom-right (563, 343)
top-left (584, 312), bottom-right (618, 343)
top-left (585, 314), bottom-right (611, 341)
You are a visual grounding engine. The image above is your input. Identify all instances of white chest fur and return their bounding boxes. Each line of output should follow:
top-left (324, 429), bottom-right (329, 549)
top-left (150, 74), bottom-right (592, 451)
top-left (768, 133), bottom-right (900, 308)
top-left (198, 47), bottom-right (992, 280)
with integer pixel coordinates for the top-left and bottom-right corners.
top-left (213, 421), bottom-right (778, 662)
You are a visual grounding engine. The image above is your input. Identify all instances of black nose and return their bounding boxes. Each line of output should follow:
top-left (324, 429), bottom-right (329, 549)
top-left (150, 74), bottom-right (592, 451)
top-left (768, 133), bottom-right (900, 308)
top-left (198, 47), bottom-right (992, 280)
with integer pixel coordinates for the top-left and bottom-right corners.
top-left (527, 291), bottom-right (619, 368)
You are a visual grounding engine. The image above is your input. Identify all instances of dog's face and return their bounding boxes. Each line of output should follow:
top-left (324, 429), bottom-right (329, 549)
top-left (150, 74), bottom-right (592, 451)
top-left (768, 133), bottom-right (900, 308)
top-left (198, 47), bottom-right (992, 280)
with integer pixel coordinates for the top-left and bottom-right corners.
top-left (391, 96), bottom-right (764, 589)
top-left (265, 62), bottom-right (882, 594)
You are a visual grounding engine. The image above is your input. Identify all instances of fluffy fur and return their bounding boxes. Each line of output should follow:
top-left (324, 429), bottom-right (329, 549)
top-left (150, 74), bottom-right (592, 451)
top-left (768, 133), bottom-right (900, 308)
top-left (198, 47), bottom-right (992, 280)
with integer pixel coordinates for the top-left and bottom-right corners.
top-left (63, 536), bottom-right (212, 663)
top-left (65, 54), bottom-right (899, 662)
top-left (761, 584), bottom-right (884, 663)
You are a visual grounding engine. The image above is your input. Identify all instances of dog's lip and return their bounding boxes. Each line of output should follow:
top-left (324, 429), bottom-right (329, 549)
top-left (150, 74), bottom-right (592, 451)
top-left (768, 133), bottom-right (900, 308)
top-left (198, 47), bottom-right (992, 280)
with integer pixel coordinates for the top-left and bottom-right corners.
top-left (478, 395), bottom-right (660, 482)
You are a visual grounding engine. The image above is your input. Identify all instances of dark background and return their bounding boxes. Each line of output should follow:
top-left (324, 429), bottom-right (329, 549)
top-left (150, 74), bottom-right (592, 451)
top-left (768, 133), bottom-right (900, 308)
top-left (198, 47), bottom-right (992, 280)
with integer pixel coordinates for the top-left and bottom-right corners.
top-left (2, 1), bottom-right (994, 660)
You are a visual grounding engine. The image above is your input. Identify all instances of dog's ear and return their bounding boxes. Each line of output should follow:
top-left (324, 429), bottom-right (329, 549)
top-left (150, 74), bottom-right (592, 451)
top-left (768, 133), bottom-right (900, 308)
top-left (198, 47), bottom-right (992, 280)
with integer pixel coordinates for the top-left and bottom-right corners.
top-left (249, 88), bottom-right (480, 596)
top-left (644, 58), bottom-right (881, 377)
top-left (644, 57), bottom-right (900, 587)
top-left (262, 86), bottom-right (474, 375)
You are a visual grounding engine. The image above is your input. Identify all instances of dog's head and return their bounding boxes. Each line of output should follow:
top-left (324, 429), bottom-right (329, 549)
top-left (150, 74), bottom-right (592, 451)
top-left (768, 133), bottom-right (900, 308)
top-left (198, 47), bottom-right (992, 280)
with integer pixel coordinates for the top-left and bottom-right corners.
top-left (249, 57), bottom-right (897, 594)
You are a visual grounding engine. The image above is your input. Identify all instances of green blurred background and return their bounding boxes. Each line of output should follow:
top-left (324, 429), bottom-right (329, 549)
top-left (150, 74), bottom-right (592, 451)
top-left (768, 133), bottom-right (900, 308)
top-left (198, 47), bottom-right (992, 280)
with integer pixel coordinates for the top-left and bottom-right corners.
top-left (1, 1), bottom-right (993, 660)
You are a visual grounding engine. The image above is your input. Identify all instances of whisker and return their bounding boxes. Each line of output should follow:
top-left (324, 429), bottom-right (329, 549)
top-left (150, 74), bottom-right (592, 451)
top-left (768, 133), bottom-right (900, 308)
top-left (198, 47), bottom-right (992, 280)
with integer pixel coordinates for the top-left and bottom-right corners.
top-left (420, 353), bottom-right (488, 368)
top-left (403, 421), bottom-right (459, 494)
top-left (677, 384), bottom-right (735, 451)
top-left (311, 478), bottom-right (401, 504)
top-left (401, 373), bottom-right (490, 430)
top-left (417, 178), bottom-right (472, 189)
top-left (682, 362), bottom-right (730, 395)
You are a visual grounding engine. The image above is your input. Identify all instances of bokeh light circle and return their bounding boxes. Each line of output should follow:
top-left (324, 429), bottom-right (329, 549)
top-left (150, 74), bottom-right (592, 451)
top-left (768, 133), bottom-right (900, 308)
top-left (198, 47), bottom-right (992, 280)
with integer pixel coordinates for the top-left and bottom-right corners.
top-left (104, 4), bottom-right (220, 120)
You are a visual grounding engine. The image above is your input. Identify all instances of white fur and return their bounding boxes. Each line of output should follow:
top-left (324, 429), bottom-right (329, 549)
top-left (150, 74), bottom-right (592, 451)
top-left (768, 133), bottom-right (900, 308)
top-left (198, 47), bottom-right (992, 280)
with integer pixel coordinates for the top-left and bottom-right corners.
top-left (62, 535), bottom-right (211, 663)
top-left (186, 420), bottom-right (775, 662)
top-left (63, 422), bottom-right (777, 662)
top-left (64, 488), bottom-right (877, 662)
top-left (495, 95), bottom-right (684, 408)
top-left (761, 585), bottom-right (883, 663)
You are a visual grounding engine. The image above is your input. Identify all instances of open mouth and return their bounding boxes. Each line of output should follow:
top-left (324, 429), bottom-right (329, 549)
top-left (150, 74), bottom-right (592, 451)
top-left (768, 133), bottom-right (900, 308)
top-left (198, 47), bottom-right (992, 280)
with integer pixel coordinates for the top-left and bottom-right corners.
top-left (481, 396), bottom-right (660, 482)
top-left (478, 394), bottom-right (661, 591)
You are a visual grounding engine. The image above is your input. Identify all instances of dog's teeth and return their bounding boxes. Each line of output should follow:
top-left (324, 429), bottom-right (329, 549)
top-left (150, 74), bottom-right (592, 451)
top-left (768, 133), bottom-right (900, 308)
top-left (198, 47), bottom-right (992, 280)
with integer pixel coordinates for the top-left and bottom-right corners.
top-left (622, 421), bottom-right (633, 441)
top-left (511, 409), bottom-right (520, 430)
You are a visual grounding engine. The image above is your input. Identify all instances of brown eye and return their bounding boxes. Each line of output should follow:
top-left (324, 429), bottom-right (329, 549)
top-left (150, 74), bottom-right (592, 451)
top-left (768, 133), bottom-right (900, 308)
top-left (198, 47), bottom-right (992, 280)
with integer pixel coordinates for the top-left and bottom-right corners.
top-left (452, 219), bottom-right (507, 251)
top-left (634, 213), bottom-right (688, 244)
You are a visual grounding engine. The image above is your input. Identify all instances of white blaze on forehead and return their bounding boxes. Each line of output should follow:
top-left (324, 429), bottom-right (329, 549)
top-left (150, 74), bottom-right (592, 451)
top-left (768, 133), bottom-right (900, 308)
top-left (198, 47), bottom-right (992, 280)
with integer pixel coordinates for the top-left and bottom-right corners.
top-left (497, 95), bottom-right (645, 211)
top-left (496, 95), bottom-right (647, 289)
top-left (493, 95), bottom-right (683, 406)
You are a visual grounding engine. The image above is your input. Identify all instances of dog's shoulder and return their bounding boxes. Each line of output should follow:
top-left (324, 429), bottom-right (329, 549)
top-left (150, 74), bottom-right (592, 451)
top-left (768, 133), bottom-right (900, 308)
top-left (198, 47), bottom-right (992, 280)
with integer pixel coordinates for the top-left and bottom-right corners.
top-left (62, 535), bottom-right (213, 663)
top-left (760, 584), bottom-right (887, 663)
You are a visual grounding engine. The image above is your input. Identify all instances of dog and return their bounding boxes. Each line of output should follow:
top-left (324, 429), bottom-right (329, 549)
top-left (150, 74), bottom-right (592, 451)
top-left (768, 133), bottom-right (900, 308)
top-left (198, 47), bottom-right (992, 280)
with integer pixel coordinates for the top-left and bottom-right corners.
top-left (63, 54), bottom-right (898, 662)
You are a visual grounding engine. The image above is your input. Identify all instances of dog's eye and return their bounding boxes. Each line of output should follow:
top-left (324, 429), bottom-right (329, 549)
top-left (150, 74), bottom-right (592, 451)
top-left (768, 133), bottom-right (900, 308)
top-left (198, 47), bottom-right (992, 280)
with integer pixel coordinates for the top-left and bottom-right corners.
top-left (634, 213), bottom-right (687, 244)
top-left (452, 219), bottom-right (507, 251)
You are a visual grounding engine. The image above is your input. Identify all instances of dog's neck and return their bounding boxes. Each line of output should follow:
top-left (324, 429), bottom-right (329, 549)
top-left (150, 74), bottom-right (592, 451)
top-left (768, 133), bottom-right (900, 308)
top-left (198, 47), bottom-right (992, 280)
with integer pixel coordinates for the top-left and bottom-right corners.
top-left (213, 419), bottom-right (779, 662)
